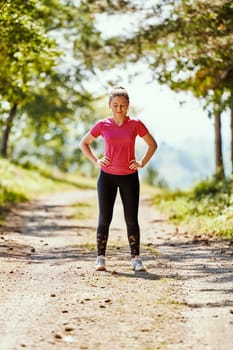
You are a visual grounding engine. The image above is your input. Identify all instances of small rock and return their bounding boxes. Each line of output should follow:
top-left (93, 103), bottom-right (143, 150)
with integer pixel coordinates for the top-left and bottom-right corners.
top-left (54, 333), bottom-right (62, 339)
top-left (104, 299), bottom-right (112, 303)
top-left (65, 326), bottom-right (74, 332)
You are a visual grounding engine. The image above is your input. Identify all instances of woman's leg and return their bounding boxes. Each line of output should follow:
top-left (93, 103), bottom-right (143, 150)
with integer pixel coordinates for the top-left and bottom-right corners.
top-left (96, 171), bottom-right (118, 256)
top-left (118, 172), bottom-right (140, 258)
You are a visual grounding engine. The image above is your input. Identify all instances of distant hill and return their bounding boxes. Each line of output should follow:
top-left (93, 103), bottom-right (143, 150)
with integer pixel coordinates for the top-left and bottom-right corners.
top-left (149, 139), bottom-right (217, 189)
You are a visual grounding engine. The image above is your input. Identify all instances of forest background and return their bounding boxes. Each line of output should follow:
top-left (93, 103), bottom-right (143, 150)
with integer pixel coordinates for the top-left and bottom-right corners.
top-left (0, 0), bottom-right (232, 237)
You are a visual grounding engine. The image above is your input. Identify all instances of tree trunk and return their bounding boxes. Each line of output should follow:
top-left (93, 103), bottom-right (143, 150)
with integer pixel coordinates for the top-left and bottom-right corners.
top-left (214, 109), bottom-right (225, 177)
top-left (231, 102), bottom-right (233, 176)
top-left (1, 103), bottom-right (17, 158)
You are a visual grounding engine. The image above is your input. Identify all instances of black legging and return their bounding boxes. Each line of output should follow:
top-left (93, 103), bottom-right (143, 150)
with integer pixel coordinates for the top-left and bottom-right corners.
top-left (96, 170), bottom-right (140, 257)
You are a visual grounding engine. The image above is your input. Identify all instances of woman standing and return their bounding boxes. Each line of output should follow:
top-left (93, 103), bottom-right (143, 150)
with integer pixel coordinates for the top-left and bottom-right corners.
top-left (79, 86), bottom-right (157, 271)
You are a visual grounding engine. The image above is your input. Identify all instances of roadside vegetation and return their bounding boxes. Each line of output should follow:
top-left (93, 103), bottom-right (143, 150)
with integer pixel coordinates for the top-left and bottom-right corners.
top-left (153, 174), bottom-right (233, 240)
top-left (0, 158), bottom-right (95, 207)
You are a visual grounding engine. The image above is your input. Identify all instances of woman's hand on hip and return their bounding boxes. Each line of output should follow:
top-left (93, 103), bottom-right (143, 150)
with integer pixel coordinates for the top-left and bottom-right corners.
top-left (129, 159), bottom-right (143, 170)
top-left (97, 156), bottom-right (110, 167)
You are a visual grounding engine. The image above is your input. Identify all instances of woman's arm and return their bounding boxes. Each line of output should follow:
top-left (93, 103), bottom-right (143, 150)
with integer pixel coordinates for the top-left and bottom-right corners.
top-left (129, 132), bottom-right (158, 170)
top-left (79, 132), bottom-right (110, 167)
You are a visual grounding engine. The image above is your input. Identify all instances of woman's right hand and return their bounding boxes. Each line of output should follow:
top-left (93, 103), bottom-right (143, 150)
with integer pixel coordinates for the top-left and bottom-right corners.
top-left (97, 156), bottom-right (110, 167)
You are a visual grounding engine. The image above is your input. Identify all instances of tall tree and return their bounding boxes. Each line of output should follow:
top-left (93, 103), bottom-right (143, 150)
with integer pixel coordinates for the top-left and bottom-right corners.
top-left (0, 0), bottom-right (59, 157)
top-left (231, 96), bottom-right (233, 173)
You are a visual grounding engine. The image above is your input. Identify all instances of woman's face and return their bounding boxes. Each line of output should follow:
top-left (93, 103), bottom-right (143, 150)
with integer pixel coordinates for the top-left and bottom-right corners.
top-left (109, 96), bottom-right (129, 117)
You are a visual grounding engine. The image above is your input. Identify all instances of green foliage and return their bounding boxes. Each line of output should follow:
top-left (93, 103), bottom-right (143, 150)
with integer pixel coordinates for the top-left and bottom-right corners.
top-left (153, 174), bottom-right (233, 239)
top-left (188, 175), bottom-right (232, 219)
top-left (0, 158), bottom-right (55, 205)
top-left (0, 158), bottom-right (95, 207)
top-left (0, 0), bottom-right (59, 103)
top-left (0, 186), bottom-right (28, 206)
top-left (0, 0), bottom-right (105, 162)
top-left (192, 173), bottom-right (231, 199)
top-left (109, 0), bottom-right (233, 111)
top-left (1, 0), bottom-right (137, 167)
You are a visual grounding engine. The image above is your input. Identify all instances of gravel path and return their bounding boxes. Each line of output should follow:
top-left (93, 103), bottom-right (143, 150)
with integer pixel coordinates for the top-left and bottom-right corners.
top-left (0, 189), bottom-right (232, 350)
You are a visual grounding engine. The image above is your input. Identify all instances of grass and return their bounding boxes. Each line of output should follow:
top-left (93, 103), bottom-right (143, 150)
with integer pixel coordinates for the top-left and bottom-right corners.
top-left (0, 158), bottom-right (96, 224)
top-left (153, 174), bottom-right (233, 239)
top-left (0, 158), bottom-right (96, 205)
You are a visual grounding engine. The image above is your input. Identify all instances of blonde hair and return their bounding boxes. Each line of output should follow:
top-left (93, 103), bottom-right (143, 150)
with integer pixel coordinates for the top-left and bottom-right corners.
top-left (109, 86), bottom-right (129, 104)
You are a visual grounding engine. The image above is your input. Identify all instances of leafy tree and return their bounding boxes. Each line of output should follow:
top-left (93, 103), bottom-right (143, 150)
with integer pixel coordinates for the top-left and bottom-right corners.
top-left (152, 0), bottom-right (233, 176)
top-left (1, 0), bottom-right (158, 169)
top-left (104, 0), bottom-right (233, 176)
top-left (0, 0), bottom-right (59, 157)
top-left (0, 0), bottom-right (109, 163)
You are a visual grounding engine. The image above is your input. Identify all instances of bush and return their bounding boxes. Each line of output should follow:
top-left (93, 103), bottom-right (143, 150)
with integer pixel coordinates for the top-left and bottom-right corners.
top-left (153, 174), bottom-right (233, 239)
top-left (192, 173), bottom-right (231, 199)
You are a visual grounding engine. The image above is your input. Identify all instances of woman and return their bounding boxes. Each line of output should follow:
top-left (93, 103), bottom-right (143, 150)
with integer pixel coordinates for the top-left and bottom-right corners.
top-left (79, 86), bottom-right (157, 271)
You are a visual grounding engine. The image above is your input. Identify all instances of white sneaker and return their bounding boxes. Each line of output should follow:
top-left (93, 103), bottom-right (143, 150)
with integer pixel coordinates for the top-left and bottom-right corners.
top-left (95, 255), bottom-right (106, 271)
top-left (131, 256), bottom-right (147, 272)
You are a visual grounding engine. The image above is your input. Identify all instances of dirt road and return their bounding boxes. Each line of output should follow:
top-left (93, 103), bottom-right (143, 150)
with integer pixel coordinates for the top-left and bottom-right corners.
top-left (0, 189), bottom-right (233, 350)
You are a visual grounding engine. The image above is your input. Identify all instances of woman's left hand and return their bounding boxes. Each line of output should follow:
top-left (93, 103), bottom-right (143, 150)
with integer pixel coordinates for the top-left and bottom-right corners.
top-left (129, 159), bottom-right (143, 170)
